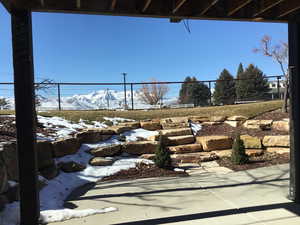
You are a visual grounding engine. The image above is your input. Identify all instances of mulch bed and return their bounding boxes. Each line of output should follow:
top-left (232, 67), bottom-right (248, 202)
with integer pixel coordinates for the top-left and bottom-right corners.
top-left (101, 163), bottom-right (189, 182)
top-left (217, 153), bottom-right (290, 171)
top-left (254, 109), bottom-right (288, 121)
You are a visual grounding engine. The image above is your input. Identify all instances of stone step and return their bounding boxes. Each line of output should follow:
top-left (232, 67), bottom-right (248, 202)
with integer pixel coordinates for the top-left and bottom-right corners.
top-left (196, 136), bottom-right (233, 151)
top-left (263, 135), bottom-right (290, 147)
top-left (171, 152), bottom-right (219, 164)
top-left (212, 149), bottom-right (264, 158)
top-left (160, 128), bottom-right (193, 137)
top-left (167, 144), bottom-right (202, 154)
top-left (122, 141), bottom-right (158, 155)
top-left (166, 135), bottom-right (195, 146)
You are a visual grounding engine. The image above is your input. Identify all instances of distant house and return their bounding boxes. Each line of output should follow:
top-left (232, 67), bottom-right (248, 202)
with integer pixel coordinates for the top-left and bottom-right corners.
top-left (268, 81), bottom-right (285, 99)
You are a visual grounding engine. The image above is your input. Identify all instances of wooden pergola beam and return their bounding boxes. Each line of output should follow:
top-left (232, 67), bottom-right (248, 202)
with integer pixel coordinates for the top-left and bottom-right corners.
top-left (142, 0), bottom-right (152, 13)
top-left (110, 0), bottom-right (117, 11)
top-left (172, 0), bottom-right (187, 14)
top-left (278, 1), bottom-right (300, 18)
top-left (200, 0), bottom-right (219, 16)
top-left (253, 0), bottom-right (285, 17)
top-left (76, 0), bottom-right (81, 9)
top-left (227, 0), bottom-right (252, 16)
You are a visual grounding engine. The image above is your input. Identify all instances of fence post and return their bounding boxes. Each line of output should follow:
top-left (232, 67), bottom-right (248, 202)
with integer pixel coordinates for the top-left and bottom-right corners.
top-left (208, 81), bottom-right (212, 106)
top-left (57, 84), bottom-right (61, 111)
top-left (277, 76), bottom-right (281, 99)
top-left (131, 83), bottom-right (134, 110)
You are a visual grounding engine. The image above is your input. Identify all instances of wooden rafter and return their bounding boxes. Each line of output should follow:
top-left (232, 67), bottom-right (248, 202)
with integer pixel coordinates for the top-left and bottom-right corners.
top-left (76, 0), bottom-right (81, 9)
top-left (110, 0), bottom-right (117, 11)
top-left (278, 0), bottom-right (300, 18)
top-left (142, 0), bottom-right (151, 12)
top-left (227, 0), bottom-right (252, 16)
top-left (253, 0), bottom-right (285, 17)
top-left (172, 0), bottom-right (187, 14)
top-left (200, 0), bottom-right (219, 15)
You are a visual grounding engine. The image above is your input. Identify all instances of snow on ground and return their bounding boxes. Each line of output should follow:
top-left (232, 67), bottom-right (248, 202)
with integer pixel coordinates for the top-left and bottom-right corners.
top-left (0, 125), bottom-right (156, 225)
top-left (191, 122), bottom-right (202, 136)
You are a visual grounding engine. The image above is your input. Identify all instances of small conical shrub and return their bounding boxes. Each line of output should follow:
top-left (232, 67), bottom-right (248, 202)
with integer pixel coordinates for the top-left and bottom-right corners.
top-left (154, 135), bottom-right (172, 169)
top-left (231, 133), bottom-right (249, 165)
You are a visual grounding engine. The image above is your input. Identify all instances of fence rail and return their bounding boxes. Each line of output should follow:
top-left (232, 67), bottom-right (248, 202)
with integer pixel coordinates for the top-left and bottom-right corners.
top-left (0, 75), bottom-right (285, 111)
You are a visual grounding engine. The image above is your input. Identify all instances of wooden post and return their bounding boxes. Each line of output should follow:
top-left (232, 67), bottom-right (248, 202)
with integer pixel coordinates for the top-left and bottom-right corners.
top-left (57, 84), bottom-right (61, 111)
top-left (288, 20), bottom-right (300, 203)
top-left (208, 81), bottom-right (212, 106)
top-left (11, 9), bottom-right (40, 224)
top-left (277, 76), bottom-right (281, 99)
top-left (131, 83), bottom-right (134, 110)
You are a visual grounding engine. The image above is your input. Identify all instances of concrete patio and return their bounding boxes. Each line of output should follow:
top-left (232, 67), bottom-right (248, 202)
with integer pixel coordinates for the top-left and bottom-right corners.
top-left (53, 164), bottom-right (300, 225)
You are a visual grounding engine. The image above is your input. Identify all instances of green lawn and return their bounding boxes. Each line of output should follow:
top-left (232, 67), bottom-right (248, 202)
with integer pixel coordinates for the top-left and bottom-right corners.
top-left (0, 100), bottom-right (283, 122)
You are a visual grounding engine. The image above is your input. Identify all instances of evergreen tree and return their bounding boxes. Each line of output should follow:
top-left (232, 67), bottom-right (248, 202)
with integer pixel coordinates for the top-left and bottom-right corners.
top-left (179, 76), bottom-right (210, 106)
top-left (213, 69), bottom-right (236, 105)
top-left (231, 133), bottom-right (249, 165)
top-left (235, 63), bottom-right (244, 100)
top-left (235, 64), bottom-right (270, 101)
top-left (154, 135), bottom-right (172, 169)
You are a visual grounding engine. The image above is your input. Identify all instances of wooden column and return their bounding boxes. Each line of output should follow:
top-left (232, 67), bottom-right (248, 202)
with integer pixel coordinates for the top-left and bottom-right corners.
top-left (288, 20), bottom-right (300, 203)
top-left (11, 9), bottom-right (40, 224)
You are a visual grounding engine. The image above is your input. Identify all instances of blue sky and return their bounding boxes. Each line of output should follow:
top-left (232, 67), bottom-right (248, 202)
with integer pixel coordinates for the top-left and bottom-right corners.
top-left (0, 4), bottom-right (287, 97)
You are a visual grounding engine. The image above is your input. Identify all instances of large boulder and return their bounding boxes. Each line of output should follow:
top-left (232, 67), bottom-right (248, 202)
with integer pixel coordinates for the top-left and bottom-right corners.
top-left (171, 152), bottom-right (218, 164)
top-left (40, 164), bottom-right (59, 180)
top-left (58, 161), bottom-right (86, 173)
top-left (166, 135), bottom-right (195, 146)
top-left (122, 141), bottom-right (158, 155)
top-left (272, 121), bottom-right (289, 132)
top-left (243, 120), bottom-right (273, 130)
top-left (110, 126), bottom-right (133, 134)
top-left (75, 128), bottom-right (114, 143)
top-left (227, 115), bottom-right (248, 121)
top-left (36, 140), bottom-right (55, 170)
top-left (212, 150), bottom-right (232, 158)
top-left (89, 157), bottom-right (114, 166)
top-left (246, 149), bottom-right (264, 157)
top-left (202, 122), bottom-right (222, 126)
top-left (266, 147), bottom-right (290, 154)
top-left (224, 120), bottom-right (241, 128)
top-left (210, 116), bottom-right (227, 122)
top-left (161, 117), bottom-right (188, 124)
top-left (118, 122), bottom-right (141, 129)
top-left (161, 122), bottom-right (190, 130)
top-left (168, 144), bottom-right (202, 154)
top-left (90, 144), bottom-right (122, 157)
top-left (160, 117), bottom-right (189, 129)
top-left (140, 121), bottom-right (162, 131)
top-left (52, 137), bottom-right (81, 157)
top-left (263, 135), bottom-right (290, 147)
top-left (196, 136), bottom-right (233, 151)
top-left (240, 135), bottom-right (262, 149)
top-left (140, 154), bottom-right (156, 160)
top-left (188, 116), bottom-right (209, 123)
top-left (0, 142), bottom-right (18, 181)
top-left (160, 128), bottom-right (192, 137)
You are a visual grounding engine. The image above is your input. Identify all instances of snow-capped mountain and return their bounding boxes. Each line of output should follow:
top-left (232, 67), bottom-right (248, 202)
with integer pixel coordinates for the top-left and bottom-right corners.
top-left (36, 89), bottom-right (177, 110)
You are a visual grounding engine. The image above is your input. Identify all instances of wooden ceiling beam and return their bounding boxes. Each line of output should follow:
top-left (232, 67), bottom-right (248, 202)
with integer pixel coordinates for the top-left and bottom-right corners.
top-left (76, 0), bottom-right (81, 9)
top-left (142, 0), bottom-right (151, 12)
top-left (253, 0), bottom-right (285, 17)
top-left (110, 0), bottom-right (117, 11)
top-left (227, 0), bottom-right (252, 16)
top-left (278, 0), bottom-right (300, 18)
top-left (200, 0), bottom-right (219, 15)
top-left (172, 0), bottom-right (188, 14)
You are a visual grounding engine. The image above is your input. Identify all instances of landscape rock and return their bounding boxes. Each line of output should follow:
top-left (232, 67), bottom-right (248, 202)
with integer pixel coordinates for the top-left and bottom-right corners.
top-left (224, 120), bottom-right (241, 127)
top-left (160, 128), bottom-right (192, 137)
top-left (212, 150), bottom-right (232, 158)
top-left (210, 116), bottom-right (227, 122)
top-left (266, 147), bottom-right (290, 154)
top-left (122, 141), bottom-right (158, 155)
top-left (36, 140), bottom-right (55, 170)
top-left (227, 115), bottom-right (248, 121)
top-left (58, 161), bottom-right (86, 173)
top-left (188, 116), bottom-right (210, 123)
top-left (246, 149), bottom-right (264, 157)
top-left (140, 154), bottom-right (156, 160)
top-left (118, 121), bottom-right (140, 129)
top-left (89, 157), bottom-right (114, 166)
top-left (263, 135), bottom-right (290, 147)
top-left (243, 120), bottom-right (273, 130)
top-left (75, 128), bottom-right (114, 144)
top-left (140, 121), bottom-right (162, 131)
top-left (0, 142), bottom-right (18, 181)
top-left (272, 121), bottom-right (289, 132)
top-left (161, 122), bottom-right (190, 130)
top-left (110, 126), bottom-right (133, 134)
top-left (160, 117), bottom-right (188, 124)
top-left (171, 152), bottom-right (219, 164)
top-left (147, 135), bottom-right (160, 141)
top-left (202, 122), bottom-right (222, 126)
top-left (40, 164), bottom-right (59, 180)
top-left (168, 144), bottom-right (202, 154)
top-left (166, 135), bottom-right (195, 146)
top-left (52, 137), bottom-right (81, 157)
top-left (240, 135), bottom-right (262, 149)
top-left (90, 144), bottom-right (122, 157)
top-left (196, 136), bottom-right (233, 151)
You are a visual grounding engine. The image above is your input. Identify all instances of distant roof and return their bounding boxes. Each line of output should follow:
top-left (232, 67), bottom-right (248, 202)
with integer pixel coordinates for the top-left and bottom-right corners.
top-left (1, 0), bottom-right (300, 23)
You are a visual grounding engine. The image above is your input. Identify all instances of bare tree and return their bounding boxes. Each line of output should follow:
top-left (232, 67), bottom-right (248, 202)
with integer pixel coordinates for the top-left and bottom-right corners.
top-left (138, 79), bottom-right (169, 105)
top-left (253, 35), bottom-right (289, 113)
top-left (0, 98), bottom-right (10, 110)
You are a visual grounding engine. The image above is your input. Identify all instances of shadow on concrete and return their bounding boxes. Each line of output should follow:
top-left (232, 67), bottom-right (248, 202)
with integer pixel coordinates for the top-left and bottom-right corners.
top-left (111, 202), bottom-right (300, 225)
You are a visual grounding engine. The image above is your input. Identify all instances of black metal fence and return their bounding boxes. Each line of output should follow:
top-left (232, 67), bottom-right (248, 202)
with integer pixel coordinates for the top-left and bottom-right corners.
top-left (0, 75), bottom-right (285, 111)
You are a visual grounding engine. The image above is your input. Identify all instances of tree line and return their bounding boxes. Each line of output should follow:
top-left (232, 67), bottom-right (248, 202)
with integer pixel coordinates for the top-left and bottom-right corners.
top-left (178, 63), bottom-right (270, 106)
